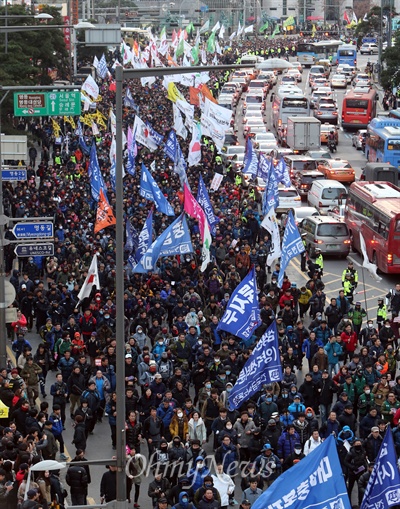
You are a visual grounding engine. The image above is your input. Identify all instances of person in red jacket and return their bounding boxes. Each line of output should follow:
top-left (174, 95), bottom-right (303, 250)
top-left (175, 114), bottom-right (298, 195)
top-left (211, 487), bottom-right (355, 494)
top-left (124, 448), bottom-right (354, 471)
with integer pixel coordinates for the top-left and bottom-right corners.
top-left (341, 324), bottom-right (358, 362)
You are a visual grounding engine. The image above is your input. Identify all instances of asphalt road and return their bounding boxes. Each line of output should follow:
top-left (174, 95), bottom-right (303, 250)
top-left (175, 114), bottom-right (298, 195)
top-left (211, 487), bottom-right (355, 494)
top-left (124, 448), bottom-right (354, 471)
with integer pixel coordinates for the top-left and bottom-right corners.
top-left (14, 52), bottom-right (399, 506)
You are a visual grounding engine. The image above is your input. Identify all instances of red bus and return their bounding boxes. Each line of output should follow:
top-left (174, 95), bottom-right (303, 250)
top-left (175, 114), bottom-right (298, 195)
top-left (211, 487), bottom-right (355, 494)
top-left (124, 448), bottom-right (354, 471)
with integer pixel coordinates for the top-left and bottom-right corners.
top-left (341, 88), bottom-right (377, 130)
top-left (344, 181), bottom-right (400, 273)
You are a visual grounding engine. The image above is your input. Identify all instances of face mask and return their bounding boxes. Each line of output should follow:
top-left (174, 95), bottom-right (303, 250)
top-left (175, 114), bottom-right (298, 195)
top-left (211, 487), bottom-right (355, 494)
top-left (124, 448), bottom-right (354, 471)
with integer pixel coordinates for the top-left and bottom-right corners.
top-left (307, 413), bottom-right (313, 417)
top-left (204, 483), bottom-right (212, 488)
top-left (205, 384), bottom-right (211, 389)
top-left (182, 498), bottom-right (188, 504)
top-left (220, 376), bottom-right (226, 381)
top-left (105, 315), bottom-right (110, 320)
top-left (158, 341), bottom-right (163, 346)
top-left (365, 390), bottom-right (371, 394)
top-left (294, 449), bottom-right (302, 454)
top-left (354, 445), bottom-right (362, 452)
top-left (386, 325), bottom-right (391, 328)
top-left (266, 397), bottom-right (272, 402)
top-left (215, 358), bottom-right (220, 363)
top-left (282, 394), bottom-right (288, 398)
top-left (177, 412), bottom-right (183, 418)
top-left (198, 463), bottom-right (204, 468)
top-left (226, 370), bottom-right (231, 375)
top-left (368, 324), bottom-right (373, 328)
top-left (226, 424), bottom-right (232, 429)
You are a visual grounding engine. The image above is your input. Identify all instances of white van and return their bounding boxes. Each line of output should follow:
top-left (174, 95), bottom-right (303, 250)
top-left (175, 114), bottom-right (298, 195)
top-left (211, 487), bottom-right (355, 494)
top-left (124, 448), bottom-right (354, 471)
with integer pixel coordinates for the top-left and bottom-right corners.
top-left (307, 179), bottom-right (347, 213)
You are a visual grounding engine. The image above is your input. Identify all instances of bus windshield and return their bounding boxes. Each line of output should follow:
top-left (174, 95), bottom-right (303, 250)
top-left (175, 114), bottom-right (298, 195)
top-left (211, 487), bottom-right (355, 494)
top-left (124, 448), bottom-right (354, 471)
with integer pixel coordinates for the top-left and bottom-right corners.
top-left (346, 99), bottom-right (368, 109)
top-left (388, 139), bottom-right (400, 150)
top-left (339, 49), bottom-right (356, 56)
top-left (282, 98), bottom-right (308, 108)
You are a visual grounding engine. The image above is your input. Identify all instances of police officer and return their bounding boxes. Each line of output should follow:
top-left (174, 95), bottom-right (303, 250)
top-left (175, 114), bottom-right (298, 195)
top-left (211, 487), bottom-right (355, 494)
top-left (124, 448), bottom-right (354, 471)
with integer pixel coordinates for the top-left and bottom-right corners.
top-left (315, 248), bottom-right (324, 276)
top-left (343, 272), bottom-right (355, 304)
top-left (300, 233), bottom-right (307, 272)
top-left (342, 261), bottom-right (358, 288)
top-left (376, 298), bottom-right (387, 330)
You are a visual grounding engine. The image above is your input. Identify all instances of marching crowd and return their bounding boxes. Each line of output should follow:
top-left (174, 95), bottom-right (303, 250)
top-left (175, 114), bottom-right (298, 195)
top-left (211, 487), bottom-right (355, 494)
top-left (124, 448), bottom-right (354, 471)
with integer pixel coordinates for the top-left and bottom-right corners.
top-left (1, 32), bottom-right (400, 509)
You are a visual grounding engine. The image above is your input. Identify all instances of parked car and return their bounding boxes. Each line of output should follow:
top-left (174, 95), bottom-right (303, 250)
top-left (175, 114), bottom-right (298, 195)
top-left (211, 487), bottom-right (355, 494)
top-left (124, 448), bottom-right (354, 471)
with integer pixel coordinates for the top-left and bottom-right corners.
top-left (298, 216), bottom-right (351, 257)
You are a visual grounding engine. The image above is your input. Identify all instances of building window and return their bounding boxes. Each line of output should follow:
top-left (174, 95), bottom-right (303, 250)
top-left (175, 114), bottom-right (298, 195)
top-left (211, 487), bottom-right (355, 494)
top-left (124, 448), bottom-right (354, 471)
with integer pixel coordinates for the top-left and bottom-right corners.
top-left (283, 0), bottom-right (287, 15)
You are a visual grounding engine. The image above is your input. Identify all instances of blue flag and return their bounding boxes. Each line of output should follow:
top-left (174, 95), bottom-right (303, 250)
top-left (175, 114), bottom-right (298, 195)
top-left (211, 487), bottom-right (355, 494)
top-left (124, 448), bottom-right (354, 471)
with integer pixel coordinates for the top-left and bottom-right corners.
top-left (133, 213), bottom-right (193, 272)
top-left (243, 137), bottom-right (258, 178)
top-left (275, 155), bottom-right (291, 187)
top-left (262, 157), bottom-right (279, 214)
top-left (124, 88), bottom-right (137, 110)
top-left (278, 210), bottom-right (305, 288)
top-left (197, 175), bottom-right (220, 236)
top-left (134, 210), bottom-right (153, 265)
top-left (228, 321), bottom-right (282, 410)
top-left (88, 143), bottom-right (107, 202)
top-left (360, 427), bottom-right (400, 509)
top-left (140, 164), bottom-right (175, 216)
top-left (252, 435), bottom-right (351, 509)
top-left (126, 131), bottom-right (137, 177)
top-left (164, 130), bottom-right (178, 162)
top-left (217, 267), bottom-right (261, 340)
top-left (76, 121), bottom-right (90, 156)
top-left (257, 153), bottom-right (272, 180)
top-left (125, 220), bottom-right (135, 253)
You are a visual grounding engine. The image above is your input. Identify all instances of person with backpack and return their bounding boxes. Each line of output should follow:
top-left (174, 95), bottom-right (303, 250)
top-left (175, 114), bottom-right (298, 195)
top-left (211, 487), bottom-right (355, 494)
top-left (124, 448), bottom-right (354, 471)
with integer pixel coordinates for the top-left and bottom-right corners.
top-left (66, 462), bottom-right (89, 505)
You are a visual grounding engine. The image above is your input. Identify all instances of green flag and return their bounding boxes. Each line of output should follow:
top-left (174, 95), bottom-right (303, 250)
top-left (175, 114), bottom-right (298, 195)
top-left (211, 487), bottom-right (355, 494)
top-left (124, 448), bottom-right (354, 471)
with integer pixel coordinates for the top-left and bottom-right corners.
top-left (283, 16), bottom-right (295, 27)
top-left (186, 22), bottom-right (194, 34)
top-left (269, 25), bottom-right (280, 39)
top-left (191, 45), bottom-right (199, 64)
top-left (176, 38), bottom-right (184, 58)
top-left (207, 32), bottom-right (216, 53)
top-left (160, 26), bottom-right (166, 38)
top-left (259, 21), bottom-right (269, 33)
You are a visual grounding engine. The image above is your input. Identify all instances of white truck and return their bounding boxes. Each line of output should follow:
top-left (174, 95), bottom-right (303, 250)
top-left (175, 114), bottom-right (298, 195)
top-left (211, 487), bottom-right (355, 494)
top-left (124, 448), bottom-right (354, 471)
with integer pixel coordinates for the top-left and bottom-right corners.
top-left (286, 117), bottom-right (321, 152)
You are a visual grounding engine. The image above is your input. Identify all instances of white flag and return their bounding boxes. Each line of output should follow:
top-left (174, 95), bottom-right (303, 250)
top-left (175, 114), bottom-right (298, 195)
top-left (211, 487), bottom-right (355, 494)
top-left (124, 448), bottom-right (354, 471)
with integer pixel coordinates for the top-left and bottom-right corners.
top-left (244, 25), bottom-right (254, 33)
top-left (91, 121), bottom-right (99, 135)
top-left (93, 55), bottom-right (99, 68)
top-left (199, 19), bottom-right (210, 34)
top-left (188, 121), bottom-right (202, 167)
top-left (133, 115), bottom-right (159, 151)
top-left (78, 254), bottom-right (100, 302)
top-left (219, 24), bottom-right (225, 39)
top-left (229, 31), bottom-right (237, 41)
top-left (237, 21), bottom-right (242, 36)
top-left (201, 221), bottom-right (212, 272)
top-left (360, 233), bottom-right (382, 282)
top-left (262, 207), bottom-right (282, 266)
top-left (212, 21), bottom-right (221, 33)
top-left (173, 104), bottom-right (188, 140)
top-left (81, 75), bottom-right (99, 100)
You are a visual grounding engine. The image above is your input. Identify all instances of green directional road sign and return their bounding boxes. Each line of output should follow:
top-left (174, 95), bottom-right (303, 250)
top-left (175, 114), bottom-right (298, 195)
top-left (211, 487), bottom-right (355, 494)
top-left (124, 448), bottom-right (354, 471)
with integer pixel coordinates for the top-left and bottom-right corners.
top-left (47, 91), bottom-right (81, 115)
top-left (14, 91), bottom-right (81, 117)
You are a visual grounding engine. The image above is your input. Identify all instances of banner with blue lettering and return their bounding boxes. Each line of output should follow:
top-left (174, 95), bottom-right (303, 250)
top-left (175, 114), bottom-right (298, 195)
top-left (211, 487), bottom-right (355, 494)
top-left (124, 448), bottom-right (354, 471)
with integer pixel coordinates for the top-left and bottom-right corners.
top-left (278, 210), bottom-right (305, 288)
top-left (133, 209), bottom-right (153, 265)
top-left (257, 153), bottom-right (271, 181)
top-left (360, 427), bottom-right (400, 509)
top-left (217, 267), bottom-right (261, 340)
top-left (145, 121), bottom-right (164, 146)
top-left (252, 435), bottom-right (351, 509)
top-left (243, 137), bottom-right (258, 178)
top-left (164, 130), bottom-right (178, 162)
top-left (197, 174), bottom-right (220, 235)
top-left (88, 143), bottom-right (107, 202)
top-left (275, 155), bottom-right (291, 187)
top-left (262, 159), bottom-right (279, 214)
top-left (133, 213), bottom-right (193, 272)
top-left (76, 120), bottom-right (90, 155)
top-left (228, 321), bottom-right (282, 410)
top-left (140, 164), bottom-right (175, 216)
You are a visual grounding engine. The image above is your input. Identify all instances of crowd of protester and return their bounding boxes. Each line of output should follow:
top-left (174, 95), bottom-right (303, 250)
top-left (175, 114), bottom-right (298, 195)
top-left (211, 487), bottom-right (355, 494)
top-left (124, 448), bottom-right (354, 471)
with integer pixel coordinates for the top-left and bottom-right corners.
top-left (1, 31), bottom-right (400, 509)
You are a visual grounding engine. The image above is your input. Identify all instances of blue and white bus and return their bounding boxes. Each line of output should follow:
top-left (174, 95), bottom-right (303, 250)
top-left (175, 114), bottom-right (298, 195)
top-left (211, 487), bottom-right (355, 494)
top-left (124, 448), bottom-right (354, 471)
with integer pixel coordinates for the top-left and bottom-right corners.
top-left (365, 117), bottom-right (400, 168)
top-left (297, 40), bottom-right (342, 67)
top-left (336, 44), bottom-right (357, 66)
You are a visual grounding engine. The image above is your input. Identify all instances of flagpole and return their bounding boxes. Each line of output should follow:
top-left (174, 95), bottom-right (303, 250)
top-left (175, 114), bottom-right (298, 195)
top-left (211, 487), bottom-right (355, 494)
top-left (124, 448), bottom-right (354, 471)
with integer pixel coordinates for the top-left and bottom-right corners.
top-left (115, 64), bottom-right (128, 509)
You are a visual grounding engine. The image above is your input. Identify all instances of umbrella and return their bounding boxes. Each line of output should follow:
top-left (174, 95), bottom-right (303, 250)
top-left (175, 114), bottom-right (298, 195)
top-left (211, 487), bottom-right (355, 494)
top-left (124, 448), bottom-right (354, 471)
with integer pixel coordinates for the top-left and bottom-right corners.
top-left (25, 461), bottom-right (66, 500)
top-left (256, 58), bottom-right (295, 70)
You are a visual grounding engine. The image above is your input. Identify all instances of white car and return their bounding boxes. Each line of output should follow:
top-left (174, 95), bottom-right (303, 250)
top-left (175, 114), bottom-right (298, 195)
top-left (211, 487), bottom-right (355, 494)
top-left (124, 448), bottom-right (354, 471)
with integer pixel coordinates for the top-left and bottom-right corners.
top-left (276, 185), bottom-right (302, 214)
top-left (360, 43), bottom-right (379, 54)
top-left (254, 132), bottom-right (277, 144)
top-left (243, 117), bottom-right (265, 133)
top-left (280, 206), bottom-right (320, 228)
top-left (255, 142), bottom-right (279, 154)
top-left (222, 145), bottom-right (245, 161)
top-left (286, 69), bottom-right (302, 82)
top-left (330, 74), bottom-right (347, 88)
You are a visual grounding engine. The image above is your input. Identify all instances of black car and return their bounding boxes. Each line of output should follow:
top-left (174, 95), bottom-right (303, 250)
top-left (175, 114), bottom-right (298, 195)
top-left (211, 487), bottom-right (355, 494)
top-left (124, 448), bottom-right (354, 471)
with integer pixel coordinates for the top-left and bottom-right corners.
top-left (292, 170), bottom-right (325, 199)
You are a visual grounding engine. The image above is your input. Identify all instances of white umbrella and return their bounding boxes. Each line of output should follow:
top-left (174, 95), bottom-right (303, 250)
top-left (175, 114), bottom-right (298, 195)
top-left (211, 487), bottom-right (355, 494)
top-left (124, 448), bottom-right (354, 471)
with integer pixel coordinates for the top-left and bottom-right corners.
top-left (256, 58), bottom-right (295, 70)
top-left (25, 460), bottom-right (67, 500)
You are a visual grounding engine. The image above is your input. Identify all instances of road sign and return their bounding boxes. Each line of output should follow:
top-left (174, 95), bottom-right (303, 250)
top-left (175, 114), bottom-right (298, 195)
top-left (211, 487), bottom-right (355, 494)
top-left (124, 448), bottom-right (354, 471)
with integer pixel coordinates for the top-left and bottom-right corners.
top-left (0, 281), bottom-right (16, 309)
top-left (47, 91), bottom-right (81, 116)
top-left (14, 92), bottom-right (81, 117)
top-left (14, 93), bottom-right (48, 116)
top-left (362, 37), bottom-right (377, 43)
top-left (14, 243), bottom-right (55, 257)
top-left (1, 169), bottom-right (27, 181)
top-left (12, 222), bottom-right (54, 239)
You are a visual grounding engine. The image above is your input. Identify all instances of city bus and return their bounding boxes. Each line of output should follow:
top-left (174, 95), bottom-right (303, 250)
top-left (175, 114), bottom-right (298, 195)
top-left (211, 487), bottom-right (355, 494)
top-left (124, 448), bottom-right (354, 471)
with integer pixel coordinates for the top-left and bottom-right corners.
top-left (344, 181), bottom-right (400, 273)
top-left (297, 40), bottom-right (342, 67)
top-left (389, 109), bottom-right (400, 119)
top-left (336, 44), bottom-right (357, 66)
top-left (271, 89), bottom-right (310, 142)
top-left (341, 88), bottom-right (378, 129)
top-left (365, 117), bottom-right (400, 167)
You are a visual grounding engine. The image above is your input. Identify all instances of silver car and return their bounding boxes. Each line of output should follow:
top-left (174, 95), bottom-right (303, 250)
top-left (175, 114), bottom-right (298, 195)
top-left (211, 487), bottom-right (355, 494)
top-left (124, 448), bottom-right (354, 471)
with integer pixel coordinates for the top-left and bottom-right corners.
top-left (298, 216), bottom-right (351, 257)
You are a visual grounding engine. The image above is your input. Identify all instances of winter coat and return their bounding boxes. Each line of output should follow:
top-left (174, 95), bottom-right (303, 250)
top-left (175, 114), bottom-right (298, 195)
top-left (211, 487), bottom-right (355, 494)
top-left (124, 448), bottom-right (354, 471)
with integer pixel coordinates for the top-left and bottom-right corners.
top-left (277, 431), bottom-right (300, 460)
top-left (324, 341), bottom-right (343, 364)
top-left (188, 417), bottom-right (207, 442)
top-left (211, 473), bottom-right (235, 507)
top-left (187, 465), bottom-right (211, 492)
top-left (215, 443), bottom-right (239, 474)
top-left (233, 418), bottom-right (256, 448)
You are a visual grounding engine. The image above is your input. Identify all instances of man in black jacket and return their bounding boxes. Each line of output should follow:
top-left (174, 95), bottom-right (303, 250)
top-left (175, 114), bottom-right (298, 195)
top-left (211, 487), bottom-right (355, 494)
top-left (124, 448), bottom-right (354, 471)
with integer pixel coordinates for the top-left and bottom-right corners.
top-left (66, 461), bottom-right (89, 505)
top-left (100, 464), bottom-right (117, 504)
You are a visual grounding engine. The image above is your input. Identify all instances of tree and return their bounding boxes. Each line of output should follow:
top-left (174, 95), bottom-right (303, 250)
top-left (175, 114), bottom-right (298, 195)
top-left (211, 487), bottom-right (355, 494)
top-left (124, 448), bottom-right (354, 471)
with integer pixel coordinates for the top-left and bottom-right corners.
top-left (381, 30), bottom-right (400, 89)
top-left (355, 6), bottom-right (382, 45)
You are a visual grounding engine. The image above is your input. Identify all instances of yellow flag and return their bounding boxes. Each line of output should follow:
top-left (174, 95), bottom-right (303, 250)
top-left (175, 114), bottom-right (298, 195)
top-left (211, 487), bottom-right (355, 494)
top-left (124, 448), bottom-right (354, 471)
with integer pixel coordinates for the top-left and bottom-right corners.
top-left (167, 82), bottom-right (184, 103)
top-left (312, 24), bottom-right (316, 37)
top-left (69, 116), bottom-right (76, 129)
top-left (52, 118), bottom-right (61, 137)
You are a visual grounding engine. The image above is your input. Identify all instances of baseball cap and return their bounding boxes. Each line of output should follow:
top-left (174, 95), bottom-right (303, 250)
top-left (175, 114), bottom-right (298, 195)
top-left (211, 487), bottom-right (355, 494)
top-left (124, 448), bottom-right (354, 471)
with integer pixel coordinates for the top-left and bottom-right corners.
top-left (371, 426), bottom-right (380, 432)
top-left (125, 354), bottom-right (132, 358)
